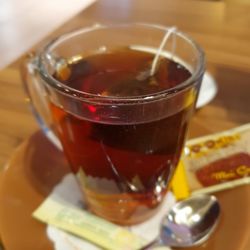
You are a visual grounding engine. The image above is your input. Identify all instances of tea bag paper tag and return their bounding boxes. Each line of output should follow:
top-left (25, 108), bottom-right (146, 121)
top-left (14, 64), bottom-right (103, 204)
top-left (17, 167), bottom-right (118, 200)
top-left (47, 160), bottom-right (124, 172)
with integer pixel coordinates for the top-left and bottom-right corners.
top-left (33, 196), bottom-right (147, 250)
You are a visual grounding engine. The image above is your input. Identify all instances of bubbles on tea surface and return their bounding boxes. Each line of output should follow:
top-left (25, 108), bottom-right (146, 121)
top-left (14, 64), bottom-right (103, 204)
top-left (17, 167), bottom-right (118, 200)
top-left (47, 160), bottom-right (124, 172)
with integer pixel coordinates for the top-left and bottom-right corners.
top-left (55, 58), bottom-right (71, 81)
top-left (69, 55), bottom-right (83, 64)
top-left (98, 46), bottom-right (107, 52)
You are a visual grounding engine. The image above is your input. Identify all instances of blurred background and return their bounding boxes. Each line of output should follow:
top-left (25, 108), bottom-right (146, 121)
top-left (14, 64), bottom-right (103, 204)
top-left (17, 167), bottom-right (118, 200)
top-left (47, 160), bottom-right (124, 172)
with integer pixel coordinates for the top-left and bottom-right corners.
top-left (0, 0), bottom-right (95, 69)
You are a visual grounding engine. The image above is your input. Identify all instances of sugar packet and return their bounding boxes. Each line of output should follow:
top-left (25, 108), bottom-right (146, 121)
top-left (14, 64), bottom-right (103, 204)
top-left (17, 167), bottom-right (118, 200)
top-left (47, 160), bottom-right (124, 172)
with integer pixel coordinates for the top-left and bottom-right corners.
top-left (33, 197), bottom-right (147, 250)
top-left (172, 123), bottom-right (250, 198)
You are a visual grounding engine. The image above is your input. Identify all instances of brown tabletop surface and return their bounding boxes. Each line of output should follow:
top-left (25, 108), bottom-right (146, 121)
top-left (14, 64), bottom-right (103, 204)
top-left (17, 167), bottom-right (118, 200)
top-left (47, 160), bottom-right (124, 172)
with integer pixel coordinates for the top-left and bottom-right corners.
top-left (1, 0), bottom-right (250, 169)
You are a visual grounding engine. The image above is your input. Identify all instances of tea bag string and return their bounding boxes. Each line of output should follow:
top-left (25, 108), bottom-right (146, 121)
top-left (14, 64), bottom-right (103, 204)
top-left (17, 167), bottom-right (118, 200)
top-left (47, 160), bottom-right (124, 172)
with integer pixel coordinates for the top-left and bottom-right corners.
top-left (150, 26), bottom-right (177, 76)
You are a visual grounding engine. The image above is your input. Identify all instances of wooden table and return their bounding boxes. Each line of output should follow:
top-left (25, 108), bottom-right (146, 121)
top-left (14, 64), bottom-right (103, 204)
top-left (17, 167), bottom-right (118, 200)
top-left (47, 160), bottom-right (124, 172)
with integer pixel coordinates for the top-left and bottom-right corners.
top-left (0, 0), bottom-right (250, 167)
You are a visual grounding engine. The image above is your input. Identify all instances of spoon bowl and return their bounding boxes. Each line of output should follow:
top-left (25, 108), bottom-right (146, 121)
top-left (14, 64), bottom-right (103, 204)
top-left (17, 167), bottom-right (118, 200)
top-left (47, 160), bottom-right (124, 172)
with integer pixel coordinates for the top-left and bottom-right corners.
top-left (143, 194), bottom-right (220, 249)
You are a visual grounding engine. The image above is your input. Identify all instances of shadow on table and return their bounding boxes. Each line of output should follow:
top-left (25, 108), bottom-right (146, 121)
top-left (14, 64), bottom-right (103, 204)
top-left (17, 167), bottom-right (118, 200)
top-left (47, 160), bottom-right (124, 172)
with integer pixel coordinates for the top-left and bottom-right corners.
top-left (23, 131), bottom-right (70, 196)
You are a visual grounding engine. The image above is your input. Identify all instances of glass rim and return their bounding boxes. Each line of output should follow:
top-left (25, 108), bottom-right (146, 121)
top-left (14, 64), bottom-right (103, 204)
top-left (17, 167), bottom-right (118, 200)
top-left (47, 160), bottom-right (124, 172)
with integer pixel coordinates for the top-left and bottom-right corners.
top-left (38, 22), bottom-right (205, 104)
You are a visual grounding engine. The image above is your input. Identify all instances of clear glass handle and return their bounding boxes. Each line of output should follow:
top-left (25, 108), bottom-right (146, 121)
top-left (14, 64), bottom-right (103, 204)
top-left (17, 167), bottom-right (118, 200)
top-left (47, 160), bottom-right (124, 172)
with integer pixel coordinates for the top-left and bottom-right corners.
top-left (21, 53), bottom-right (62, 150)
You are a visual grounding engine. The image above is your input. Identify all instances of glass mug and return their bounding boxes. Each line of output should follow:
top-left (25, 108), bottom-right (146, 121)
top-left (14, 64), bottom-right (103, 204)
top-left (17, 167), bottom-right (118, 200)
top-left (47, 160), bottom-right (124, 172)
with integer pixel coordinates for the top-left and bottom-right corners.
top-left (22, 23), bottom-right (205, 225)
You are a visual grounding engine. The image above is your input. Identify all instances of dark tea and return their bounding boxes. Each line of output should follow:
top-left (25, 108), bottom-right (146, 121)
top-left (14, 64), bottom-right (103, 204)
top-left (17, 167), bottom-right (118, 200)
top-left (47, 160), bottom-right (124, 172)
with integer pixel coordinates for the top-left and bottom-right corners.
top-left (50, 47), bottom-right (193, 224)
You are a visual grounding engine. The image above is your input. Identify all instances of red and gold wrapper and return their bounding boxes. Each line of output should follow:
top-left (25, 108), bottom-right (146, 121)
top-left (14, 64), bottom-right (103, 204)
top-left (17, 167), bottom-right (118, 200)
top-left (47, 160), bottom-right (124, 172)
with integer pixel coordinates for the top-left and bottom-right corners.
top-left (171, 123), bottom-right (250, 198)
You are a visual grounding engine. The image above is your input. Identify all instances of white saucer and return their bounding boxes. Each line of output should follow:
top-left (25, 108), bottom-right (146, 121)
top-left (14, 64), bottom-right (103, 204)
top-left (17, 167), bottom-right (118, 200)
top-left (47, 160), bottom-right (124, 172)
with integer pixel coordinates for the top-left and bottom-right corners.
top-left (47, 174), bottom-right (175, 250)
top-left (197, 72), bottom-right (218, 108)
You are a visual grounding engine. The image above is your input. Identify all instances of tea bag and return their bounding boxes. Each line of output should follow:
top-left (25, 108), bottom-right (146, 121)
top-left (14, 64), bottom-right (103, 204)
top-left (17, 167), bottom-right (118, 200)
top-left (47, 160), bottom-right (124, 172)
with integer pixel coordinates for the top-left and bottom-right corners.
top-left (133, 26), bottom-right (177, 82)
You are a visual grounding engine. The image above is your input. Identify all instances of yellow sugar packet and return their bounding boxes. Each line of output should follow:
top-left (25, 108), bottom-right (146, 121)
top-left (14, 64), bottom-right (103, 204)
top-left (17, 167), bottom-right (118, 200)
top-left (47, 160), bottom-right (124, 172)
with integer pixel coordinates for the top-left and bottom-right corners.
top-left (33, 197), bottom-right (147, 250)
top-left (171, 160), bottom-right (190, 200)
top-left (171, 123), bottom-right (250, 199)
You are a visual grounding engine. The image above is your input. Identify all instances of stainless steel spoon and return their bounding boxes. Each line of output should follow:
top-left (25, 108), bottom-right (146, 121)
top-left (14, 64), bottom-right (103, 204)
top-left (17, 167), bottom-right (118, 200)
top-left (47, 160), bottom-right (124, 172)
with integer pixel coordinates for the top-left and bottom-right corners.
top-left (142, 194), bottom-right (220, 249)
